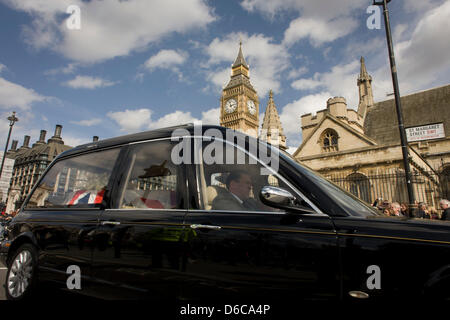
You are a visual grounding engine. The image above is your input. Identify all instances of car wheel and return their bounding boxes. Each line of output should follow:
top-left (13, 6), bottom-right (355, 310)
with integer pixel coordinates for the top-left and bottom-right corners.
top-left (5, 243), bottom-right (38, 300)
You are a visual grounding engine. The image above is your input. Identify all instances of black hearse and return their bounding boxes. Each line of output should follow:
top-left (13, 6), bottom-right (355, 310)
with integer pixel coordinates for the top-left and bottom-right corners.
top-left (1, 124), bottom-right (450, 300)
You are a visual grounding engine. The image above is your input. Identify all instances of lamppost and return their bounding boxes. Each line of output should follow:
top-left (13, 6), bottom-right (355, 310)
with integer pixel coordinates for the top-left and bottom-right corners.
top-left (373, 0), bottom-right (416, 210)
top-left (0, 111), bottom-right (19, 179)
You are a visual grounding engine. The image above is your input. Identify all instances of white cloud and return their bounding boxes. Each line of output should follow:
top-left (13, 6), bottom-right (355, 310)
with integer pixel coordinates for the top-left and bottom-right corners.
top-left (342, 37), bottom-right (385, 61)
top-left (205, 32), bottom-right (290, 97)
top-left (287, 66), bottom-right (308, 80)
top-left (290, 60), bottom-right (360, 109)
top-left (144, 50), bottom-right (188, 71)
top-left (63, 75), bottom-right (116, 89)
top-left (143, 49), bottom-right (188, 80)
top-left (70, 118), bottom-right (102, 127)
top-left (403, 0), bottom-right (446, 13)
top-left (150, 110), bottom-right (197, 129)
top-left (394, 1), bottom-right (450, 91)
top-left (291, 77), bottom-right (322, 91)
top-left (206, 67), bottom-right (231, 93)
top-left (149, 108), bottom-right (220, 130)
top-left (200, 108), bottom-right (220, 125)
top-left (107, 108), bottom-right (152, 132)
top-left (107, 107), bottom-right (220, 133)
top-left (0, 77), bottom-right (48, 110)
top-left (3, 0), bottom-right (215, 64)
top-left (393, 24), bottom-right (409, 43)
top-left (61, 135), bottom-right (91, 148)
top-left (283, 16), bottom-right (358, 47)
top-left (241, 0), bottom-right (365, 46)
top-left (279, 91), bottom-right (332, 146)
top-left (44, 63), bottom-right (78, 76)
top-left (0, 120), bottom-right (85, 150)
top-left (22, 15), bottom-right (59, 50)
top-left (0, 63), bottom-right (6, 73)
top-left (241, 0), bottom-right (365, 20)
top-left (357, 0), bottom-right (450, 101)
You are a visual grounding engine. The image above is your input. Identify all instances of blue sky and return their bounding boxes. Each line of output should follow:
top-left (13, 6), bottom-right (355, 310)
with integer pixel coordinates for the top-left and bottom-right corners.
top-left (0, 0), bottom-right (449, 153)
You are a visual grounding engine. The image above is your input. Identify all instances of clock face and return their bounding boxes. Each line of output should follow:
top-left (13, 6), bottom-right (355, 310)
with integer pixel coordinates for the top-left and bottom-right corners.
top-left (225, 99), bottom-right (237, 113)
top-left (247, 100), bottom-right (256, 115)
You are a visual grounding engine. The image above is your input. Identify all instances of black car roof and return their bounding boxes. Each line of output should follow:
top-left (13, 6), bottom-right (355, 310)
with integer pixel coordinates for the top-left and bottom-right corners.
top-left (57, 124), bottom-right (253, 159)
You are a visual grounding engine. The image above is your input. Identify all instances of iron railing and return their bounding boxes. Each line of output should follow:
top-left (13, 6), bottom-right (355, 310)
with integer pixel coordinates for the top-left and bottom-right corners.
top-left (323, 170), bottom-right (450, 210)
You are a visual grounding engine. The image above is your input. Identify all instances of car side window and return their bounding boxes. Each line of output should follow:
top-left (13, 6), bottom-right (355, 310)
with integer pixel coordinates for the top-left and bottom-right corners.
top-left (196, 138), bottom-right (310, 212)
top-left (25, 148), bottom-right (120, 209)
top-left (119, 140), bottom-right (184, 210)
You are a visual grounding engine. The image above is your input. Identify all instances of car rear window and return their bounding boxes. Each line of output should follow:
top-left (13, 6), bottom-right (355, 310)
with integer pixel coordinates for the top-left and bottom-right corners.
top-left (25, 148), bottom-right (120, 209)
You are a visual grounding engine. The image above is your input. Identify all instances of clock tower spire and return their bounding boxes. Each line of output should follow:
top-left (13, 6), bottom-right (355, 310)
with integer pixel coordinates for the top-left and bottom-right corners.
top-left (220, 42), bottom-right (259, 137)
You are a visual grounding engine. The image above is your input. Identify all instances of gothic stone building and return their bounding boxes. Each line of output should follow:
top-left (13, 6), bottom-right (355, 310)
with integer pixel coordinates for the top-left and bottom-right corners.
top-left (220, 42), bottom-right (286, 150)
top-left (293, 57), bottom-right (450, 207)
top-left (0, 152), bottom-right (14, 203)
top-left (6, 125), bottom-right (72, 212)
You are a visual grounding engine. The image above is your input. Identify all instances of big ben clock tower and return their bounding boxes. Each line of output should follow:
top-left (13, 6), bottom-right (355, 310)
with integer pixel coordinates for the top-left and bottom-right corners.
top-left (220, 42), bottom-right (259, 137)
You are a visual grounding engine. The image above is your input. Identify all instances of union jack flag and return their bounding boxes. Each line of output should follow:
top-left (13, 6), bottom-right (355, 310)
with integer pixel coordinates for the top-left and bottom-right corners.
top-left (68, 189), bottom-right (105, 205)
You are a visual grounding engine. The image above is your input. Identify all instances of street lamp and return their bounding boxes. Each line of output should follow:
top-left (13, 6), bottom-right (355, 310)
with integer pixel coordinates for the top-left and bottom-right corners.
top-left (0, 111), bottom-right (19, 179)
top-left (373, 0), bottom-right (416, 210)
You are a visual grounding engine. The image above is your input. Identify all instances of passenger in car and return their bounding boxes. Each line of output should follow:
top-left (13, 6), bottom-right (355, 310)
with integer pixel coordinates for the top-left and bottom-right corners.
top-left (122, 188), bottom-right (176, 209)
top-left (211, 170), bottom-right (259, 211)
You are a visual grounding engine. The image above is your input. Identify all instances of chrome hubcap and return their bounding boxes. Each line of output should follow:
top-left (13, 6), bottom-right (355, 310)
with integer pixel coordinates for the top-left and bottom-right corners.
top-left (7, 250), bottom-right (33, 298)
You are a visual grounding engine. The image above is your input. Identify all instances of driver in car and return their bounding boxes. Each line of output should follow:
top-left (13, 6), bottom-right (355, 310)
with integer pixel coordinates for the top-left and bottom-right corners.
top-left (211, 170), bottom-right (259, 211)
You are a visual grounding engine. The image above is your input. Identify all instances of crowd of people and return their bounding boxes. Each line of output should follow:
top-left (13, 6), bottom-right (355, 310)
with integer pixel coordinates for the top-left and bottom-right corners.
top-left (372, 198), bottom-right (450, 220)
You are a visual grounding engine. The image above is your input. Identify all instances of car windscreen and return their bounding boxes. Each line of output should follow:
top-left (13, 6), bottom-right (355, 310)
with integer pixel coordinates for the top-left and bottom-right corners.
top-left (279, 150), bottom-right (382, 217)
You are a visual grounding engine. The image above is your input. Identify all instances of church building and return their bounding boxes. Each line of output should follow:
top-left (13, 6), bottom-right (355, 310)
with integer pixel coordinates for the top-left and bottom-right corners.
top-left (293, 57), bottom-right (450, 207)
top-left (6, 125), bottom-right (72, 212)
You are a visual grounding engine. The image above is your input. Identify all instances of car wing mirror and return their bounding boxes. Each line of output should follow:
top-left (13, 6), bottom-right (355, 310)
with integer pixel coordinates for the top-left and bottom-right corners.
top-left (259, 186), bottom-right (316, 214)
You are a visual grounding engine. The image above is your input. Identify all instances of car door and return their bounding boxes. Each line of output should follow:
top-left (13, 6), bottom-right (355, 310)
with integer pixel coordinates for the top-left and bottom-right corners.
top-left (21, 147), bottom-right (122, 285)
top-left (182, 137), bottom-right (340, 300)
top-left (334, 216), bottom-right (450, 300)
top-left (90, 139), bottom-right (189, 299)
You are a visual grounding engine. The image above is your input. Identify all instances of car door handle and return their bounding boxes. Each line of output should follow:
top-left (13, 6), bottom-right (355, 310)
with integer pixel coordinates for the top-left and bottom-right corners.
top-left (101, 221), bottom-right (121, 226)
top-left (190, 224), bottom-right (221, 231)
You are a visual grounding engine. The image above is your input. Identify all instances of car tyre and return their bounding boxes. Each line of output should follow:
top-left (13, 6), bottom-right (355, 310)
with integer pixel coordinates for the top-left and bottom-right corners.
top-left (5, 243), bottom-right (38, 300)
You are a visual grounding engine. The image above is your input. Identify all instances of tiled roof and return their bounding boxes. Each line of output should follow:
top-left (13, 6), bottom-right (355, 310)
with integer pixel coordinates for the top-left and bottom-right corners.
top-left (232, 41), bottom-right (248, 68)
top-left (261, 90), bottom-right (285, 136)
top-left (364, 84), bottom-right (450, 145)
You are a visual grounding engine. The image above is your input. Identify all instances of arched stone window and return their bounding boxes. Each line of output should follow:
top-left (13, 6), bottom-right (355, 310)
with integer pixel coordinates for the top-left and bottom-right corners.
top-left (321, 129), bottom-right (339, 152)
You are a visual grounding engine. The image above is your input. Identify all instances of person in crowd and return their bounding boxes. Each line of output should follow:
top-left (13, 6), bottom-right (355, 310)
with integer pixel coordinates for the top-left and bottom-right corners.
top-left (428, 206), bottom-right (439, 220)
top-left (440, 199), bottom-right (450, 220)
top-left (211, 170), bottom-right (259, 211)
top-left (0, 202), bottom-right (6, 216)
top-left (400, 202), bottom-right (409, 217)
top-left (390, 202), bottom-right (403, 217)
top-left (372, 197), bottom-right (383, 208)
top-left (1, 210), bottom-right (18, 222)
top-left (415, 202), bottom-right (430, 219)
top-left (381, 200), bottom-right (391, 216)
